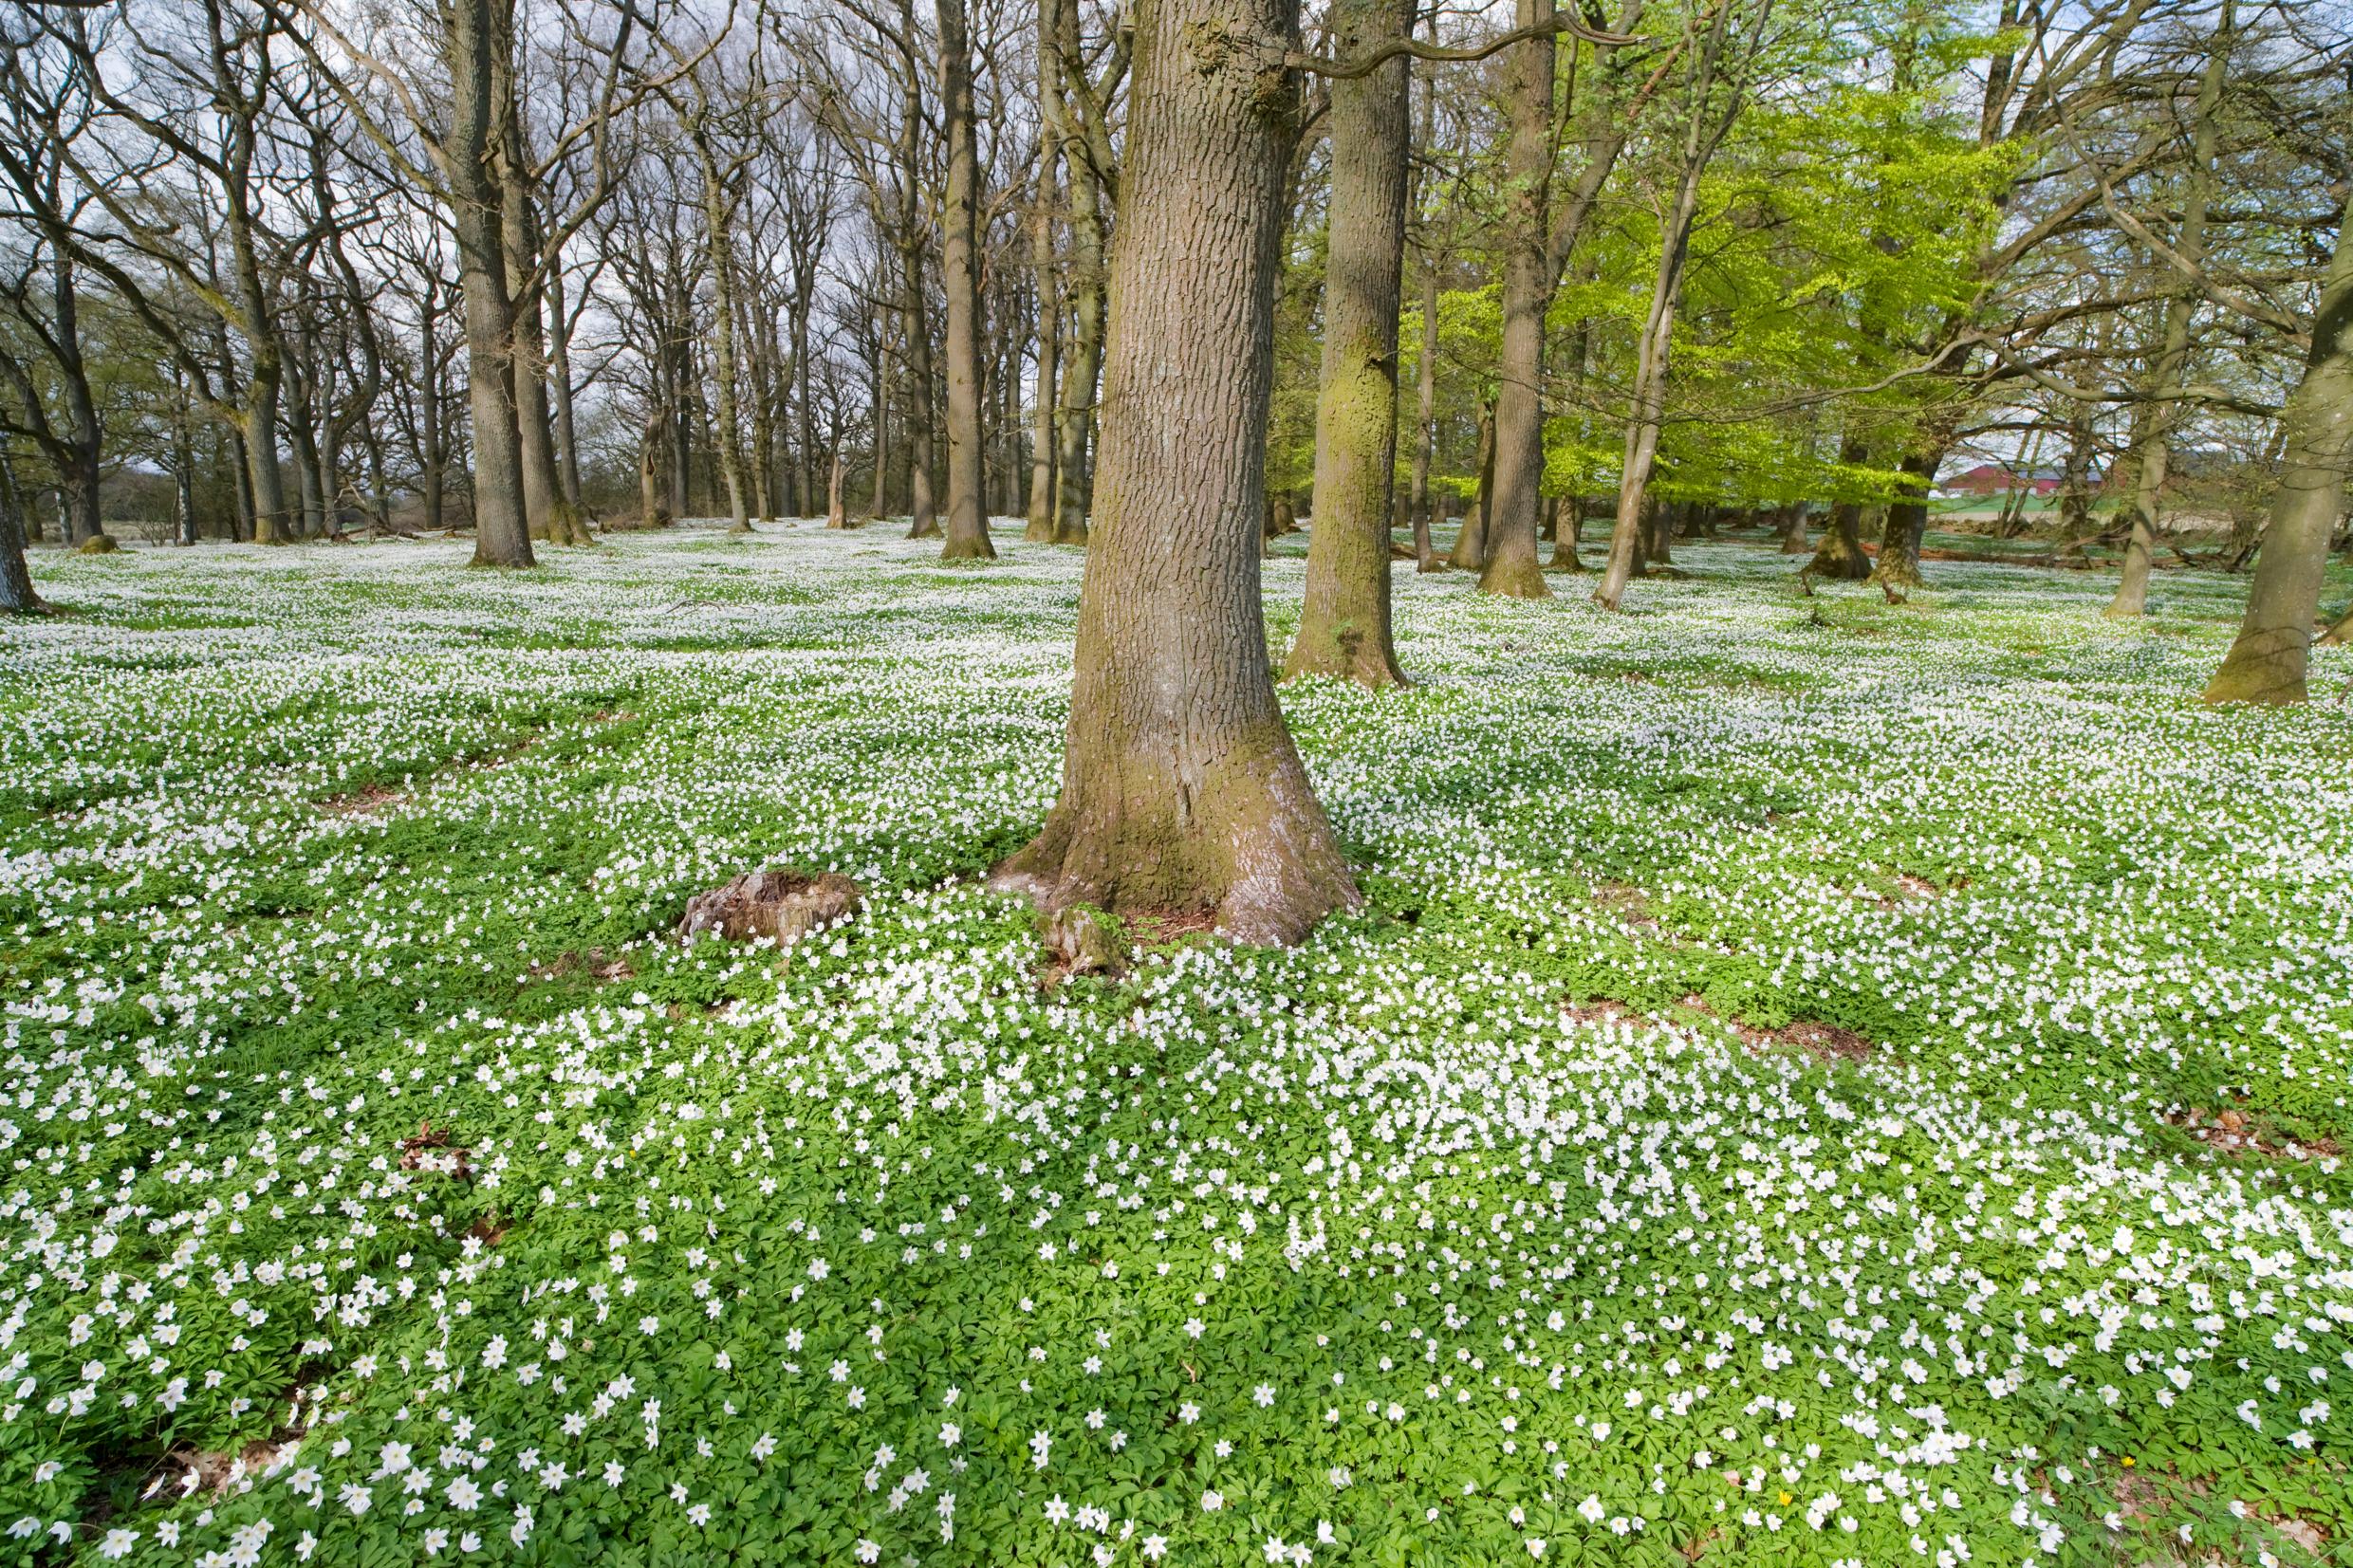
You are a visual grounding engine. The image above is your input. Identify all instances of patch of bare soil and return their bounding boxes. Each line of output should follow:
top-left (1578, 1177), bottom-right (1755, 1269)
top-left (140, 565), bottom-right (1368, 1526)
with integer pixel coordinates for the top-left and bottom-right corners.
top-left (1595, 882), bottom-right (1660, 931)
top-left (316, 781), bottom-right (405, 818)
top-left (2164, 1104), bottom-right (2340, 1163)
top-left (1562, 998), bottom-right (1635, 1027)
top-left (1737, 1018), bottom-right (1877, 1062)
top-left (529, 947), bottom-right (636, 983)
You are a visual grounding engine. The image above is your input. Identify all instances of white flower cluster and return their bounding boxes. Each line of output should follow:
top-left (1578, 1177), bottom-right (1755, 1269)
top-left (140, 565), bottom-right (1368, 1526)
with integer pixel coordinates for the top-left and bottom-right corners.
top-left (0, 527), bottom-right (2345, 1566)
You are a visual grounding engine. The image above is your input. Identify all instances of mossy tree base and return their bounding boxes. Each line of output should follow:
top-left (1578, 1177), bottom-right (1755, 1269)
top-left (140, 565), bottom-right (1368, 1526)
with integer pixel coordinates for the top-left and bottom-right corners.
top-left (2201, 630), bottom-right (2310, 705)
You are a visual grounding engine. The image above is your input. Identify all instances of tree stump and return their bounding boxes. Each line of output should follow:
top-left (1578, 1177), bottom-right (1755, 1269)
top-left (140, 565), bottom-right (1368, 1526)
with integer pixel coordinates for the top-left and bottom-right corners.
top-left (678, 868), bottom-right (863, 949)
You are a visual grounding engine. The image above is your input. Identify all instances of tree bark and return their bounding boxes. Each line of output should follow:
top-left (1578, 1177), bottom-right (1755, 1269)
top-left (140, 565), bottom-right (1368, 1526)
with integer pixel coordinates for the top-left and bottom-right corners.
top-left (1047, 0), bottom-right (1106, 546)
top-left (992, 0), bottom-right (1359, 946)
top-left (937, 0), bottom-right (995, 560)
top-left (420, 294), bottom-right (448, 533)
top-left (1288, 0), bottom-right (1411, 686)
top-left (2108, 8), bottom-right (2228, 618)
top-left (1476, 0), bottom-right (1558, 599)
top-left (1777, 501), bottom-right (1810, 553)
top-left (1025, 39), bottom-right (1064, 544)
top-left (1410, 256), bottom-right (1442, 571)
top-left (444, 0), bottom-right (534, 567)
top-left (0, 467), bottom-right (42, 613)
top-left (545, 254), bottom-right (589, 528)
top-left (1870, 449), bottom-right (1938, 598)
top-left (1449, 399), bottom-right (1495, 569)
top-left (2202, 180), bottom-right (2353, 704)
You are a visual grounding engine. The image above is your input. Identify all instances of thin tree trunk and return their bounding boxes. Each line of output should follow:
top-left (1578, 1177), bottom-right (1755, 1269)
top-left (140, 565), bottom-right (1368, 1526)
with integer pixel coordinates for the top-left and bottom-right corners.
top-left (546, 257), bottom-right (587, 522)
top-left (826, 446), bottom-right (847, 527)
top-left (503, 136), bottom-right (580, 544)
top-left (1594, 165), bottom-right (1706, 611)
top-left (1411, 259), bottom-right (1441, 571)
top-left (639, 408), bottom-right (667, 526)
top-left (1026, 64), bottom-right (1063, 544)
top-left (1449, 399), bottom-right (1495, 569)
top-left (1288, 0), bottom-right (1411, 685)
top-left (937, 0), bottom-right (994, 560)
top-left (2202, 178), bottom-right (2353, 703)
top-left (2109, 8), bottom-right (2228, 617)
top-left (421, 302), bottom-right (447, 533)
top-left (991, 0), bottom-right (1358, 945)
top-left (1049, 0), bottom-right (1105, 548)
top-left (869, 332), bottom-right (891, 519)
top-left (1777, 501), bottom-right (1810, 553)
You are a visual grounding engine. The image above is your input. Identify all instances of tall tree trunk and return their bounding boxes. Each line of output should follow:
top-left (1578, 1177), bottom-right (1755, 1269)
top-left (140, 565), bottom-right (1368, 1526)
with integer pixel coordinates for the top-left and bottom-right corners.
top-left (1594, 164), bottom-right (1706, 611)
top-left (992, 0), bottom-right (1358, 946)
top-left (826, 445), bottom-right (847, 528)
top-left (1288, 0), bottom-right (1411, 685)
top-left (2109, 7), bottom-right (2228, 617)
top-left (1050, 9), bottom-right (1106, 547)
top-left (502, 116), bottom-right (580, 544)
top-left (689, 126), bottom-right (754, 536)
top-left (2202, 179), bottom-right (2353, 704)
top-left (1410, 257), bottom-right (1441, 571)
top-left (421, 308), bottom-right (448, 534)
top-left (1476, 0), bottom-right (1556, 599)
top-left (1026, 64), bottom-right (1063, 544)
top-left (444, 0), bottom-right (534, 567)
top-left (868, 331), bottom-right (891, 519)
top-left (51, 251), bottom-right (105, 546)
top-left (937, 0), bottom-right (995, 560)
top-left (1407, 46), bottom-right (1442, 573)
top-left (1550, 496), bottom-right (1586, 569)
top-left (792, 277), bottom-right (819, 516)
top-left (172, 381), bottom-right (199, 545)
top-left (639, 408), bottom-right (667, 526)
top-left (545, 258), bottom-right (588, 521)
top-left (1448, 399), bottom-right (1495, 568)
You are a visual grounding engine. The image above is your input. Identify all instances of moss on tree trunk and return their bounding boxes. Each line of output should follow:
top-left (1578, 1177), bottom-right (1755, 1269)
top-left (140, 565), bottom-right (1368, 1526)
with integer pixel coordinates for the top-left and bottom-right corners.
top-left (992, 0), bottom-right (1360, 946)
top-left (1288, 0), bottom-right (1412, 687)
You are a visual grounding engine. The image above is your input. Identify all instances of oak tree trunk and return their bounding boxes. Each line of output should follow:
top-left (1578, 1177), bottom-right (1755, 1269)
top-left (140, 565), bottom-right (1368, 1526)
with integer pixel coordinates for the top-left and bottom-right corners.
top-left (992, 0), bottom-right (1360, 946)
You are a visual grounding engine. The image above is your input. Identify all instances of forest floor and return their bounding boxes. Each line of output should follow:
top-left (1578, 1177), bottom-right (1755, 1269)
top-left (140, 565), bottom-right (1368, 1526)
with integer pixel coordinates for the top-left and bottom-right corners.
top-left (3, 524), bottom-right (2351, 1568)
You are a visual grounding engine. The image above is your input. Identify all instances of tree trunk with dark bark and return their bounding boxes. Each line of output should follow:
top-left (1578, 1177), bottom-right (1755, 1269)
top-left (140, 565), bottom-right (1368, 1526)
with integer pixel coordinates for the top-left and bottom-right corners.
top-left (992, 0), bottom-right (1359, 946)
top-left (2203, 180), bottom-right (2353, 704)
top-left (1288, 0), bottom-right (1411, 685)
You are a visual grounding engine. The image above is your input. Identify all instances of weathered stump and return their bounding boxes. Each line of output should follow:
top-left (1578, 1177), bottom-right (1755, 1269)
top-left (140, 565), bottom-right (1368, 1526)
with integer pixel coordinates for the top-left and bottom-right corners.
top-left (679, 868), bottom-right (863, 949)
